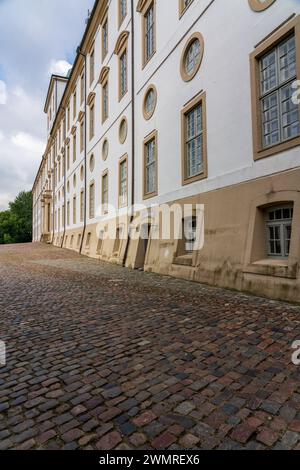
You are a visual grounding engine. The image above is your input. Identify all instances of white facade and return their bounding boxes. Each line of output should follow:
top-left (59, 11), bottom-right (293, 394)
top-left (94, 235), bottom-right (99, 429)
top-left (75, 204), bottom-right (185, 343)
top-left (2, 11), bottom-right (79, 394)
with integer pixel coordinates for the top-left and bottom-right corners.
top-left (33, 0), bottom-right (300, 302)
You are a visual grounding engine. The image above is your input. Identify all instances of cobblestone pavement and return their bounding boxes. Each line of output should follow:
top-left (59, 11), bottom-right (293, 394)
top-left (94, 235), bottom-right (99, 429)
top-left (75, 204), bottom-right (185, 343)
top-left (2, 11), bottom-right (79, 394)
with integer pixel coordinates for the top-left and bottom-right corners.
top-left (0, 243), bottom-right (300, 450)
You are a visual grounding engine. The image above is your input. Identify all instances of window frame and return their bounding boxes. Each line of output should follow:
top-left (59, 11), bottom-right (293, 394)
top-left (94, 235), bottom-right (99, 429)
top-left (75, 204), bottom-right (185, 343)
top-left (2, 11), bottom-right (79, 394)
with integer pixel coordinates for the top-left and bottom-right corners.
top-left (181, 92), bottom-right (208, 186)
top-left (250, 16), bottom-right (300, 161)
top-left (248, 0), bottom-right (276, 12)
top-left (179, 0), bottom-right (194, 18)
top-left (102, 170), bottom-right (109, 214)
top-left (89, 47), bottom-right (95, 86)
top-left (180, 32), bottom-right (205, 82)
top-left (119, 154), bottom-right (128, 208)
top-left (143, 130), bottom-right (158, 200)
top-left (143, 84), bottom-right (157, 120)
top-left (80, 189), bottom-right (84, 222)
top-left (119, 116), bottom-right (128, 144)
top-left (137, 0), bottom-right (156, 68)
top-left (89, 181), bottom-right (95, 220)
top-left (102, 14), bottom-right (109, 61)
top-left (73, 195), bottom-right (77, 225)
top-left (266, 205), bottom-right (293, 259)
top-left (119, 0), bottom-right (127, 28)
top-left (89, 101), bottom-right (95, 140)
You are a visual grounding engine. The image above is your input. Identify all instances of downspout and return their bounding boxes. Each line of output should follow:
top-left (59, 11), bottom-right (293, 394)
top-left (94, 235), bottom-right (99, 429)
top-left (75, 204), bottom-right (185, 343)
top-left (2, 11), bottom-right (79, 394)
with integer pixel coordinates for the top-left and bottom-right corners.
top-left (123, 0), bottom-right (135, 267)
top-left (77, 49), bottom-right (87, 255)
top-left (61, 110), bottom-right (67, 248)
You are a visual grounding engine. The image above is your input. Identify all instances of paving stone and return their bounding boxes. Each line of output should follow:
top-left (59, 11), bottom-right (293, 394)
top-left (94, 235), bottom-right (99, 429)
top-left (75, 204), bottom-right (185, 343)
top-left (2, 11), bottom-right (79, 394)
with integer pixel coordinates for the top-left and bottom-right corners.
top-left (151, 432), bottom-right (177, 450)
top-left (178, 433), bottom-right (200, 448)
top-left (1, 243), bottom-right (299, 450)
top-left (174, 401), bottom-right (195, 416)
top-left (230, 423), bottom-right (256, 444)
top-left (96, 431), bottom-right (122, 450)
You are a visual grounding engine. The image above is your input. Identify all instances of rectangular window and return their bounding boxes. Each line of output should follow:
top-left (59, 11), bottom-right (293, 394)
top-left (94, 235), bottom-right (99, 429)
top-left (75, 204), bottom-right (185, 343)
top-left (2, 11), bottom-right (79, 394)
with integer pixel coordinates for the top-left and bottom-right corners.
top-left (67, 144), bottom-right (70, 170)
top-left (143, 2), bottom-right (155, 65)
top-left (119, 156), bottom-right (128, 207)
top-left (80, 71), bottom-right (85, 104)
top-left (181, 92), bottom-right (207, 185)
top-left (179, 0), bottom-right (194, 16)
top-left (90, 49), bottom-right (95, 85)
top-left (90, 103), bottom-right (95, 140)
top-left (80, 119), bottom-right (84, 153)
top-left (260, 36), bottom-right (298, 148)
top-left (119, 0), bottom-right (127, 27)
top-left (143, 131), bottom-right (157, 199)
top-left (266, 206), bottom-right (293, 259)
top-left (102, 80), bottom-right (109, 122)
top-left (89, 183), bottom-right (95, 219)
top-left (120, 50), bottom-right (128, 99)
top-left (73, 91), bottom-right (77, 120)
top-left (67, 201), bottom-right (70, 226)
top-left (102, 172), bottom-right (108, 214)
top-left (80, 190), bottom-right (84, 222)
top-left (102, 18), bottom-right (108, 60)
top-left (73, 196), bottom-right (76, 225)
top-left (250, 17), bottom-right (300, 160)
top-left (58, 208), bottom-right (61, 232)
top-left (73, 134), bottom-right (76, 162)
top-left (67, 105), bottom-right (70, 131)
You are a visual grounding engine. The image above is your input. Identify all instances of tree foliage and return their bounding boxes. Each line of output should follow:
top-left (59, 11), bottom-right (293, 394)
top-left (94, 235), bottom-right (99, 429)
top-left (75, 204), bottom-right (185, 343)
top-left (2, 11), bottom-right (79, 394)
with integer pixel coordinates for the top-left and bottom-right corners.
top-left (0, 191), bottom-right (32, 244)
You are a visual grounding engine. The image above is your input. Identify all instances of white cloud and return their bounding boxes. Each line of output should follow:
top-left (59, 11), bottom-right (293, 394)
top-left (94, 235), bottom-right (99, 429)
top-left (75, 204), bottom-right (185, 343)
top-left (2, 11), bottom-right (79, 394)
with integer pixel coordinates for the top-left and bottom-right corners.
top-left (0, 0), bottom-right (94, 211)
top-left (48, 59), bottom-right (72, 77)
top-left (11, 132), bottom-right (44, 154)
top-left (0, 80), bottom-right (7, 104)
top-left (0, 194), bottom-right (12, 211)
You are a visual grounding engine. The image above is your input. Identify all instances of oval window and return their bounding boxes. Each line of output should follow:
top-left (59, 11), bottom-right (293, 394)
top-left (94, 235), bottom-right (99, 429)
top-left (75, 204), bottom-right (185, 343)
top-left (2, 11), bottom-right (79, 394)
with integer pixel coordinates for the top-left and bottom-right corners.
top-left (181, 33), bottom-right (204, 82)
top-left (90, 154), bottom-right (95, 172)
top-left (102, 139), bottom-right (109, 161)
top-left (248, 0), bottom-right (276, 12)
top-left (143, 85), bottom-right (157, 120)
top-left (119, 118), bottom-right (128, 144)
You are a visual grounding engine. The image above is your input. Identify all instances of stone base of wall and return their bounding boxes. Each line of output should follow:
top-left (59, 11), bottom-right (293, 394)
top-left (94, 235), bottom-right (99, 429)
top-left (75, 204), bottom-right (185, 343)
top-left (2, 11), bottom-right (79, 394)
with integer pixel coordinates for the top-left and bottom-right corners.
top-left (49, 168), bottom-right (300, 303)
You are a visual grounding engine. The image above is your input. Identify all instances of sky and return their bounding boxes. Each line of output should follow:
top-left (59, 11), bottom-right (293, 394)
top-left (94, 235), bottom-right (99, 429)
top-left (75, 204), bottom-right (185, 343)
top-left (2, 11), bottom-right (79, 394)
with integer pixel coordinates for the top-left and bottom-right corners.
top-left (0, 0), bottom-right (95, 211)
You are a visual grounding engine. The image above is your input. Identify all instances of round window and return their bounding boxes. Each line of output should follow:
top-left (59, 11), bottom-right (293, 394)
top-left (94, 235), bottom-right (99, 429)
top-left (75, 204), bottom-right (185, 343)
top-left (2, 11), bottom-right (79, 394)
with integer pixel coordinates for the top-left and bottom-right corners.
top-left (248, 0), bottom-right (276, 12)
top-left (119, 117), bottom-right (128, 144)
top-left (102, 139), bottom-right (109, 161)
top-left (143, 85), bottom-right (157, 120)
top-left (181, 33), bottom-right (204, 82)
top-left (90, 154), bottom-right (95, 172)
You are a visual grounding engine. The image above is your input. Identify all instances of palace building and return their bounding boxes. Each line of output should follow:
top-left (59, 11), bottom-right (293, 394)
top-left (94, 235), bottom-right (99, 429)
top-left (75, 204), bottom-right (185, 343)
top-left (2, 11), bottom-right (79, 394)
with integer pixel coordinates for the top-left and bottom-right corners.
top-left (32, 0), bottom-right (300, 303)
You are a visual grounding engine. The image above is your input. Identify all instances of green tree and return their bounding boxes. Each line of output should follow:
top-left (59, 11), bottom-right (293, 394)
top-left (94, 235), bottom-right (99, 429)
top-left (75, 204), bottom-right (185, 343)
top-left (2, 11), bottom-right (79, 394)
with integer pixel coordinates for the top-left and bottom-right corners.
top-left (0, 191), bottom-right (32, 244)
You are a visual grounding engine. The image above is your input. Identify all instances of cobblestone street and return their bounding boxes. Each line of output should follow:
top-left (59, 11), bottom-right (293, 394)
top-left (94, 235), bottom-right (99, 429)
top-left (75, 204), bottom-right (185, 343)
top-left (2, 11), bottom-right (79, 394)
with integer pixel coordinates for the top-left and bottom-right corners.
top-left (0, 243), bottom-right (300, 450)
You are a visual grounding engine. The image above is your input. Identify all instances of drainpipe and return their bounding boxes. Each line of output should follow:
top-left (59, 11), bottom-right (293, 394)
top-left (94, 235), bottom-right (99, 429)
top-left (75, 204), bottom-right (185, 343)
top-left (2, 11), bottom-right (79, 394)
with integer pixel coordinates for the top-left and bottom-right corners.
top-left (77, 48), bottom-right (88, 255)
top-left (61, 109), bottom-right (67, 248)
top-left (123, 0), bottom-right (135, 267)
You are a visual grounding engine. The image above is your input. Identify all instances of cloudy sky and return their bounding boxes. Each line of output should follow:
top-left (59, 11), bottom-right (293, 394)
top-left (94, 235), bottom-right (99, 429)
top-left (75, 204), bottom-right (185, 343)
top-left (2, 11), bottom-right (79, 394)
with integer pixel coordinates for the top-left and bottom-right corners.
top-left (0, 0), bottom-right (95, 211)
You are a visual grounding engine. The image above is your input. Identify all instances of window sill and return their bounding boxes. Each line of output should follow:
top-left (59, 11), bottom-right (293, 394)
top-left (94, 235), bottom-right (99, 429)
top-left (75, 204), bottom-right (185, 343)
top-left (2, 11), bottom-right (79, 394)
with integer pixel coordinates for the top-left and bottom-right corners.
top-left (254, 135), bottom-right (300, 161)
top-left (243, 259), bottom-right (298, 279)
top-left (173, 254), bottom-right (194, 267)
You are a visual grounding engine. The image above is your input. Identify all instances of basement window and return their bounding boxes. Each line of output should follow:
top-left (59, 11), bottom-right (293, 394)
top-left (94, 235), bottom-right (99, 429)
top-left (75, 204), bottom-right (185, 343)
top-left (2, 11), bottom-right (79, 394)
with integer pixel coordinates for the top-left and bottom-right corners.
top-left (266, 205), bottom-right (293, 259)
